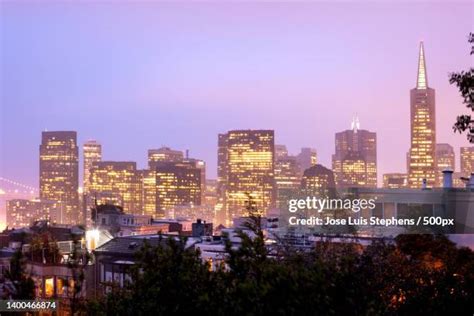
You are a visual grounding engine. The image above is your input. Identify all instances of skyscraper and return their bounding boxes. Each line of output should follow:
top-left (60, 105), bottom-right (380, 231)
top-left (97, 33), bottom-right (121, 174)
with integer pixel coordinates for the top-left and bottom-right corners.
top-left (296, 147), bottom-right (317, 172)
top-left (218, 130), bottom-right (275, 224)
top-left (39, 131), bottom-right (79, 224)
top-left (89, 161), bottom-right (143, 214)
top-left (435, 144), bottom-right (455, 186)
top-left (83, 140), bottom-right (102, 194)
top-left (274, 146), bottom-right (302, 209)
top-left (460, 146), bottom-right (474, 177)
top-left (144, 161), bottom-right (201, 218)
top-left (144, 147), bottom-right (205, 218)
top-left (332, 118), bottom-right (377, 188)
top-left (408, 42), bottom-right (436, 188)
top-left (148, 147), bottom-right (184, 168)
top-left (301, 164), bottom-right (336, 198)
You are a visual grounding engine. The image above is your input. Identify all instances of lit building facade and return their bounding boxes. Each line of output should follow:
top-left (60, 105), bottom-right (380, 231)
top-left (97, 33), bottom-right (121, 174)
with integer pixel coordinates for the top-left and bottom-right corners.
top-left (89, 161), bottom-right (143, 214)
top-left (301, 164), bottom-right (336, 198)
top-left (39, 131), bottom-right (79, 224)
top-left (83, 140), bottom-right (102, 194)
top-left (435, 143), bottom-right (455, 187)
top-left (218, 130), bottom-right (275, 223)
top-left (144, 161), bottom-right (201, 218)
top-left (6, 199), bottom-right (60, 228)
top-left (148, 147), bottom-right (184, 168)
top-left (296, 147), bottom-right (317, 171)
top-left (460, 146), bottom-right (474, 177)
top-left (383, 173), bottom-right (408, 189)
top-left (408, 42), bottom-right (437, 188)
top-left (332, 119), bottom-right (377, 188)
top-left (274, 146), bottom-right (302, 210)
top-left (275, 155), bottom-right (301, 191)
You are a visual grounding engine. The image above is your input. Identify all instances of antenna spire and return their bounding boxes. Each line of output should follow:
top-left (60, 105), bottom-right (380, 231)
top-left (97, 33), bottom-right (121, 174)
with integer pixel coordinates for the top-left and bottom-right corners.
top-left (416, 41), bottom-right (428, 89)
top-left (351, 114), bottom-right (360, 133)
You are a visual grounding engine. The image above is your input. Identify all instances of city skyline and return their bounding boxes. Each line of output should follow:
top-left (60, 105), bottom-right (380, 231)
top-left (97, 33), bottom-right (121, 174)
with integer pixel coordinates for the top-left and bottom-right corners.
top-left (1, 2), bottom-right (472, 190)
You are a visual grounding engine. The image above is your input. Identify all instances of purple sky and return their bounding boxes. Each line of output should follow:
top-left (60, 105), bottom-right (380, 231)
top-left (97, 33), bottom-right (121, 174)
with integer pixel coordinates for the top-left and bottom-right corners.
top-left (1, 1), bottom-right (473, 188)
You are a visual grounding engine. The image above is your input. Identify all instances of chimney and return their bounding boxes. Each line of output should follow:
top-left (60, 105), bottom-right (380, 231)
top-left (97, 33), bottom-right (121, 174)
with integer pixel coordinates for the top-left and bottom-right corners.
top-left (421, 178), bottom-right (427, 190)
top-left (467, 173), bottom-right (474, 189)
top-left (442, 169), bottom-right (453, 189)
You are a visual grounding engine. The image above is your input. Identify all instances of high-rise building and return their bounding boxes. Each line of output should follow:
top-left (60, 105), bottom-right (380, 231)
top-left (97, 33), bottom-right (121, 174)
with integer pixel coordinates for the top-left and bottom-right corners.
top-left (460, 147), bottom-right (474, 177)
top-left (218, 130), bottom-right (275, 224)
top-left (275, 155), bottom-right (301, 191)
top-left (144, 147), bottom-right (205, 218)
top-left (89, 161), bottom-right (143, 214)
top-left (332, 118), bottom-right (377, 188)
top-left (83, 140), bottom-right (102, 194)
top-left (301, 164), bottom-right (336, 198)
top-left (383, 173), bottom-right (408, 189)
top-left (148, 147), bottom-right (184, 168)
top-left (39, 131), bottom-right (79, 224)
top-left (145, 161), bottom-right (201, 218)
top-left (296, 147), bottom-right (317, 171)
top-left (274, 148), bottom-right (302, 210)
top-left (275, 145), bottom-right (289, 160)
top-left (6, 199), bottom-right (60, 228)
top-left (435, 144), bottom-right (455, 187)
top-left (408, 42), bottom-right (437, 188)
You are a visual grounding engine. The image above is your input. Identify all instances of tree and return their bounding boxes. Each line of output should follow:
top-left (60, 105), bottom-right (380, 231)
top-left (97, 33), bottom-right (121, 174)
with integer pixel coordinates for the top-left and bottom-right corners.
top-left (67, 235), bottom-right (92, 316)
top-left (4, 249), bottom-right (35, 300)
top-left (451, 33), bottom-right (474, 143)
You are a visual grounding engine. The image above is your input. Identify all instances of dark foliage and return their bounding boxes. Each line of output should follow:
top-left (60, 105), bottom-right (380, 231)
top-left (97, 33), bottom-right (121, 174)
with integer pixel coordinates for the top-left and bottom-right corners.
top-left (86, 198), bottom-right (474, 316)
top-left (451, 33), bottom-right (474, 143)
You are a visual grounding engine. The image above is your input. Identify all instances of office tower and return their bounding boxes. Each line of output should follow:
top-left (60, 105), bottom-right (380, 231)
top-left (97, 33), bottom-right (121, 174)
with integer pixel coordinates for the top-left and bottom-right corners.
top-left (274, 149), bottom-right (302, 210)
top-left (383, 173), bottom-right (408, 189)
top-left (216, 134), bottom-right (229, 225)
top-left (218, 130), bottom-right (275, 223)
top-left (275, 145), bottom-right (289, 160)
top-left (148, 147), bottom-right (184, 168)
top-left (301, 164), bottom-right (336, 198)
top-left (144, 162), bottom-right (201, 218)
top-left (435, 144), bottom-right (455, 186)
top-left (89, 161), bottom-right (143, 214)
top-left (39, 131), bottom-right (79, 224)
top-left (296, 147), bottom-right (317, 171)
top-left (275, 155), bottom-right (301, 191)
top-left (452, 172), bottom-right (465, 188)
top-left (183, 157), bottom-right (206, 201)
top-left (332, 118), bottom-right (377, 188)
top-left (408, 42), bottom-right (437, 188)
top-left (203, 179), bottom-right (218, 208)
top-left (83, 140), bottom-right (102, 193)
top-left (460, 147), bottom-right (474, 176)
top-left (6, 199), bottom-right (60, 228)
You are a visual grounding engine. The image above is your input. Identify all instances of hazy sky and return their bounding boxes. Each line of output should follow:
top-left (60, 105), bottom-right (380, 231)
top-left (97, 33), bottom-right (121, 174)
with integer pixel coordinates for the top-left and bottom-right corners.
top-left (1, 1), bottom-right (473, 188)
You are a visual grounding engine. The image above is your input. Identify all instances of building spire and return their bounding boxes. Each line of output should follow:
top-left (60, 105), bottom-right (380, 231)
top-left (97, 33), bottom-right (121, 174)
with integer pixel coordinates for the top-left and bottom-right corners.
top-left (416, 41), bottom-right (428, 89)
top-left (351, 114), bottom-right (360, 133)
